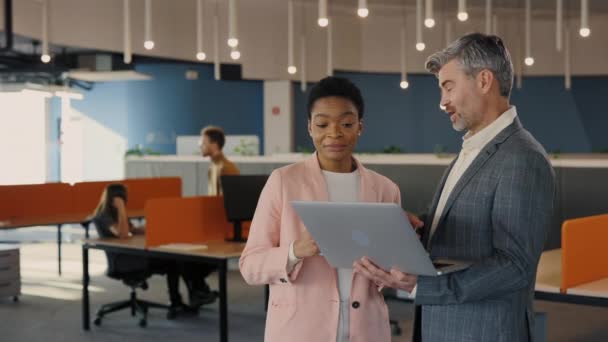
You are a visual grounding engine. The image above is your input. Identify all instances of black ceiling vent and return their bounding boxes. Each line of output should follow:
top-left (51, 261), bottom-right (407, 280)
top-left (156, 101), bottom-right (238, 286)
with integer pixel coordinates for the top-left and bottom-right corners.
top-left (220, 63), bottom-right (242, 81)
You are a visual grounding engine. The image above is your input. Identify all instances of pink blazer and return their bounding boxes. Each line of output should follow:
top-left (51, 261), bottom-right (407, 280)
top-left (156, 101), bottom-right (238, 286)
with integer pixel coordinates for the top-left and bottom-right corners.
top-left (239, 154), bottom-right (401, 342)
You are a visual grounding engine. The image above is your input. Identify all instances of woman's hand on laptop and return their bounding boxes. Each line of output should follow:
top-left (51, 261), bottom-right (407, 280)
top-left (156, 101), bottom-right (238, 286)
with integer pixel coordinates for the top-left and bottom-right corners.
top-left (293, 238), bottom-right (320, 258)
top-left (353, 257), bottom-right (417, 292)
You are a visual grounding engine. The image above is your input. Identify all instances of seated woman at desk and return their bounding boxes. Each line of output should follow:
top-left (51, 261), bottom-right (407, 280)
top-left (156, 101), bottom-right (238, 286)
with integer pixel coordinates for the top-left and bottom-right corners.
top-left (92, 184), bottom-right (184, 310)
top-left (239, 76), bottom-right (423, 342)
top-left (92, 184), bottom-right (216, 310)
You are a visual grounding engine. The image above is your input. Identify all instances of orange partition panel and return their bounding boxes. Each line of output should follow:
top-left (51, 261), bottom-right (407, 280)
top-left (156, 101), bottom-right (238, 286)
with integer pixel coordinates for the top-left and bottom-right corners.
top-left (124, 177), bottom-right (181, 212)
top-left (561, 214), bottom-right (608, 290)
top-left (72, 177), bottom-right (182, 216)
top-left (145, 196), bottom-right (232, 247)
top-left (0, 183), bottom-right (73, 221)
top-left (71, 180), bottom-right (116, 215)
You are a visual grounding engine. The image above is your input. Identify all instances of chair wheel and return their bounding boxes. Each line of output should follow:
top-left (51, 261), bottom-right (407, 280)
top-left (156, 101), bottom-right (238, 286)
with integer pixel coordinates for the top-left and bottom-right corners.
top-left (139, 319), bottom-right (147, 327)
top-left (93, 317), bottom-right (102, 326)
top-left (167, 308), bottom-right (177, 320)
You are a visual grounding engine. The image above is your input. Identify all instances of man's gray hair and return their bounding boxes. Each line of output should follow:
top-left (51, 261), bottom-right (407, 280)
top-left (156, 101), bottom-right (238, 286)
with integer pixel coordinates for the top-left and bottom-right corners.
top-left (425, 33), bottom-right (514, 98)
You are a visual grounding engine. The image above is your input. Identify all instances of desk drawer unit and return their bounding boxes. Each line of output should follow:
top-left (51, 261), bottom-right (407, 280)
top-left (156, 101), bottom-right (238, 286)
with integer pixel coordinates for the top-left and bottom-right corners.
top-left (0, 246), bottom-right (20, 299)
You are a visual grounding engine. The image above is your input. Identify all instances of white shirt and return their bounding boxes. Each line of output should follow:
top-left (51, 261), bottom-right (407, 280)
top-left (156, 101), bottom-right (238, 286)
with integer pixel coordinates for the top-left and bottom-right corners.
top-left (409, 106), bottom-right (517, 299)
top-left (207, 160), bottom-right (223, 196)
top-left (287, 168), bottom-right (360, 342)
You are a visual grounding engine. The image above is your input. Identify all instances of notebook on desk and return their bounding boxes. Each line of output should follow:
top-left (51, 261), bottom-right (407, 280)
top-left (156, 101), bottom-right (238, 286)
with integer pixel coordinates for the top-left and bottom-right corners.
top-left (157, 243), bottom-right (208, 252)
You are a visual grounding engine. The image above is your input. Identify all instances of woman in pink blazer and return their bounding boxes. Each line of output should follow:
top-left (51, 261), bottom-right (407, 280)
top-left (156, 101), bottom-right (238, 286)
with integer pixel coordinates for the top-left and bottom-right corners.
top-left (240, 77), bottom-right (413, 342)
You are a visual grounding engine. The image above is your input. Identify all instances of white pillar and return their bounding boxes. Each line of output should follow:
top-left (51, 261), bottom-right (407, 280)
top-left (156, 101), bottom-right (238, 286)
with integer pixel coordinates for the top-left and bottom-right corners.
top-left (263, 81), bottom-right (294, 155)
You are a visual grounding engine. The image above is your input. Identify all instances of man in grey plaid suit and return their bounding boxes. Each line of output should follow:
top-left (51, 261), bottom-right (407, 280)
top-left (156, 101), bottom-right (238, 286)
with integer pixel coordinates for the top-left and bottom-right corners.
top-left (354, 33), bottom-right (555, 341)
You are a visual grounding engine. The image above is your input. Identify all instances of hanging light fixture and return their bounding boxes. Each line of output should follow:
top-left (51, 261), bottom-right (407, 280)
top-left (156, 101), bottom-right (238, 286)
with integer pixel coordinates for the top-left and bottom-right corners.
top-left (196, 0), bottom-right (206, 61)
top-left (457, 0), bottom-right (468, 22)
top-left (327, 19), bottom-right (333, 76)
top-left (445, 20), bottom-right (452, 46)
top-left (416, 0), bottom-right (425, 51)
top-left (565, 23), bottom-right (571, 89)
top-left (358, 0), bottom-right (369, 18)
top-left (556, 0), bottom-right (562, 51)
top-left (230, 47), bottom-right (241, 60)
top-left (318, 0), bottom-right (328, 27)
top-left (579, 0), bottom-right (590, 37)
top-left (228, 0), bottom-right (238, 47)
top-left (213, 0), bottom-right (220, 80)
top-left (425, 0), bottom-right (435, 28)
top-left (524, 0), bottom-right (534, 66)
top-left (485, 0), bottom-right (492, 34)
top-left (144, 0), bottom-right (154, 50)
top-left (516, 54), bottom-right (523, 89)
top-left (287, 0), bottom-right (296, 74)
top-left (123, 0), bottom-right (132, 64)
top-left (300, 34), bottom-right (307, 92)
top-left (40, 0), bottom-right (50, 63)
top-left (400, 24), bottom-right (409, 89)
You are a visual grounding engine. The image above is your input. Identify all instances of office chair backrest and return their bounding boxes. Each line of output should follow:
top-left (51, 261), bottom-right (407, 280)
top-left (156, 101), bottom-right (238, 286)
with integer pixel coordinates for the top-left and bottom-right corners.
top-left (104, 252), bottom-right (151, 282)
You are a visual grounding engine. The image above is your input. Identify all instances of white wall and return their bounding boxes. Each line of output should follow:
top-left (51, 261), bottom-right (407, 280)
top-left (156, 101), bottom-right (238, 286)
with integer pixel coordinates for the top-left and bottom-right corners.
top-left (60, 97), bottom-right (127, 183)
top-left (264, 81), bottom-right (294, 154)
top-left (0, 91), bottom-right (49, 185)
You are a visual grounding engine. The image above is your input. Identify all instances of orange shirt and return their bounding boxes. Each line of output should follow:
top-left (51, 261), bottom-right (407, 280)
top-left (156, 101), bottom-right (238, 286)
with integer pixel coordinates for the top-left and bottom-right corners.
top-left (207, 156), bottom-right (240, 196)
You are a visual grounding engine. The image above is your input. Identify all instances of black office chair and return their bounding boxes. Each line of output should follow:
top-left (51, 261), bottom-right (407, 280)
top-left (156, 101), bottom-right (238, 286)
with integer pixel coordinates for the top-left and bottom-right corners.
top-left (93, 253), bottom-right (171, 327)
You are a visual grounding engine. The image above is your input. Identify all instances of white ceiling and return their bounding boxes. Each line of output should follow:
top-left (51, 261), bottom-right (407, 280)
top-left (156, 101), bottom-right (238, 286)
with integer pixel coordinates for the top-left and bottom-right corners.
top-left (326, 0), bottom-right (607, 12)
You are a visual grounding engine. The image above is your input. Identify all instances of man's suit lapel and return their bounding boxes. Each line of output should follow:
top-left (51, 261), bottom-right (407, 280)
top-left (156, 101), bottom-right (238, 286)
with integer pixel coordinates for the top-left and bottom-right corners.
top-left (427, 118), bottom-right (524, 249)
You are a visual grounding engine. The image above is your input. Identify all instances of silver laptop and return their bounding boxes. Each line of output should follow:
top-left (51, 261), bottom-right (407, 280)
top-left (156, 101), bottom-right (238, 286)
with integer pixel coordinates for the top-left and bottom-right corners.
top-left (291, 201), bottom-right (470, 276)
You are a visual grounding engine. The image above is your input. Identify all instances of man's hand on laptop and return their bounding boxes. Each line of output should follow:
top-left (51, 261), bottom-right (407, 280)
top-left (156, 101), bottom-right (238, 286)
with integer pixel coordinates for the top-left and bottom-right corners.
top-left (353, 257), bottom-right (417, 292)
top-left (406, 211), bottom-right (424, 236)
top-left (293, 238), bottom-right (320, 258)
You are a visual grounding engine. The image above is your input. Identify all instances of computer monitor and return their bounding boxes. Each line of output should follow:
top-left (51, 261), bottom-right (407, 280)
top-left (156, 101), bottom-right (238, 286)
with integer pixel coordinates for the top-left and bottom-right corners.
top-left (220, 175), bottom-right (268, 242)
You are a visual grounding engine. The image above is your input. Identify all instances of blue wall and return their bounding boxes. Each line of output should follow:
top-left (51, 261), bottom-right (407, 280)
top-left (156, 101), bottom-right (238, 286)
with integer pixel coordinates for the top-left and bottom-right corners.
top-left (570, 77), bottom-right (608, 152)
top-left (73, 63), bottom-right (264, 155)
top-left (127, 64), bottom-right (264, 154)
top-left (295, 72), bottom-right (608, 154)
top-left (72, 63), bottom-right (607, 156)
top-left (72, 82), bottom-right (129, 136)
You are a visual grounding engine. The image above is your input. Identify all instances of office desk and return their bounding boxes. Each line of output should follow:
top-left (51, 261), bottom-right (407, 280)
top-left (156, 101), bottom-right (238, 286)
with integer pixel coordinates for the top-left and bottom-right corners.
top-left (0, 210), bottom-right (145, 275)
top-left (534, 249), bottom-right (608, 307)
top-left (535, 249), bottom-right (562, 294)
top-left (82, 236), bottom-right (244, 342)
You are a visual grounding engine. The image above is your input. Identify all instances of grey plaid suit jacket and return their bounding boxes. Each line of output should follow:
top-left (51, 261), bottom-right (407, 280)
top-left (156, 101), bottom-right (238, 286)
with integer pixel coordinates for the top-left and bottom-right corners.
top-left (413, 117), bottom-right (555, 342)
